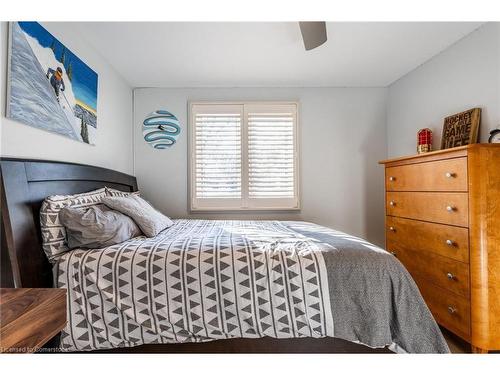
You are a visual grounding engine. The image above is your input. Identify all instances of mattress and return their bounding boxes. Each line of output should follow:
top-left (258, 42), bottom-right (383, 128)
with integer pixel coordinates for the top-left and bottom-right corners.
top-left (53, 219), bottom-right (449, 353)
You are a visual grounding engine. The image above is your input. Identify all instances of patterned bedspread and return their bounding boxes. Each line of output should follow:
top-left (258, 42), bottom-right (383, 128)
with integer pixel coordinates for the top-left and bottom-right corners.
top-left (54, 220), bottom-right (449, 353)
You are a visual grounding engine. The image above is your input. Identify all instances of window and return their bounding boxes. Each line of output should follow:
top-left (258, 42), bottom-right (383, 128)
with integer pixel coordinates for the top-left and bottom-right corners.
top-left (189, 102), bottom-right (299, 211)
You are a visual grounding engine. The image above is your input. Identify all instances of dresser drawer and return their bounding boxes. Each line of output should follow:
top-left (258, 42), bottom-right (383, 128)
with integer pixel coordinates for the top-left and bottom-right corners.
top-left (385, 157), bottom-right (468, 192)
top-left (386, 217), bottom-right (469, 263)
top-left (386, 192), bottom-right (468, 227)
top-left (414, 275), bottom-right (471, 341)
top-left (388, 244), bottom-right (470, 298)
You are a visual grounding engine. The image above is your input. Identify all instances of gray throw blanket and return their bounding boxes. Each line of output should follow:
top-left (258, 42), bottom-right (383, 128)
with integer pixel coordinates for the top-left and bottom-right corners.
top-left (283, 221), bottom-right (449, 353)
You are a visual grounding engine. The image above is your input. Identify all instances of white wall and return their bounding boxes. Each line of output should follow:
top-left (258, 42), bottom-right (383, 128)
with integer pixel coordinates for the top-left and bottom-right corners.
top-left (0, 22), bottom-right (134, 174)
top-left (387, 23), bottom-right (500, 157)
top-left (134, 88), bottom-right (388, 246)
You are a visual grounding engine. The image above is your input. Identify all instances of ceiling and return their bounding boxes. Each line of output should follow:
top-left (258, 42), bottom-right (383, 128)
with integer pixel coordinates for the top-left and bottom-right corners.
top-left (73, 22), bottom-right (483, 88)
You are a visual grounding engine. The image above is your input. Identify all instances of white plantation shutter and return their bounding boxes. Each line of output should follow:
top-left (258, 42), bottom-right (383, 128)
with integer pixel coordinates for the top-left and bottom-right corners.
top-left (190, 102), bottom-right (299, 211)
top-left (247, 106), bottom-right (296, 199)
top-left (191, 104), bottom-right (243, 209)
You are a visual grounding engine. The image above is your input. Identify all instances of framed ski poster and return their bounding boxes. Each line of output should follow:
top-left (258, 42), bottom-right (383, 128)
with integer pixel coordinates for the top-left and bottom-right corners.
top-left (7, 22), bottom-right (98, 144)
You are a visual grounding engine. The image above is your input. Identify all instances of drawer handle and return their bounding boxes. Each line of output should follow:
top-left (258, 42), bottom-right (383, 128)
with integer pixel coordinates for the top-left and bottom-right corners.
top-left (446, 205), bottom-right (456, 212)
top-left (389, 201), bottom-right (396, 207)
top-left (448, 306), bottom-right (457, 314)
top-left (389, 226), bottom-right (396, 232)
top-left (445, 172), bottom-right (456, 178)
top-left (446, 239), bottom-right (455, 247)
top-left (447, 272), bottom-right (455, 280)
top-left (389, 176), bottom-right (396, 181)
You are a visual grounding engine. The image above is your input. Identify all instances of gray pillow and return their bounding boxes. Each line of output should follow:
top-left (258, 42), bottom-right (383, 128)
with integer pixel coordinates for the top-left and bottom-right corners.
top-left (40, 188), bottom-right (107, 260)
top-left (59, 204), bottom-right (142, 249)
top-left (101, 195), bottom-right (173, 237)
top-left (105, 186), bottom-right (140, 197)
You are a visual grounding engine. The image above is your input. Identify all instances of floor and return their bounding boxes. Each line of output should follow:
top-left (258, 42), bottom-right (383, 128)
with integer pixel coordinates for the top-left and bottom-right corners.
top-left (441, 328), bottom-right (500, 354)
top-left (441, 328), bottom-right (468, 353)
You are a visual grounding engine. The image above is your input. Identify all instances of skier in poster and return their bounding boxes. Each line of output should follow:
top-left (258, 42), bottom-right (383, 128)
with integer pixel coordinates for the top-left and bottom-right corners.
top-left (46, 66), bottom-right (65, 102)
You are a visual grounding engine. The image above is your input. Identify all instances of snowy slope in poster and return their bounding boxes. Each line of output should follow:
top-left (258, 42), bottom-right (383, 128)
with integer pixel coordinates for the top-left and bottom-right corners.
top-left (8, 22), bottom-right (79, 141)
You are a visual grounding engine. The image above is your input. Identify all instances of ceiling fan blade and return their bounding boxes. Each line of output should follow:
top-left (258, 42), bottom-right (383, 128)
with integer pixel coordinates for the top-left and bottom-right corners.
top-left (299, 22), bottom-right (327, 51)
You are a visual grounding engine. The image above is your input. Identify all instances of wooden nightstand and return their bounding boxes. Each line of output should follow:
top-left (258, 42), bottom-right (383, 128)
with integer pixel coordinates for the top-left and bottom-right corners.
top-left (0, 288), bottom-right (67, 353)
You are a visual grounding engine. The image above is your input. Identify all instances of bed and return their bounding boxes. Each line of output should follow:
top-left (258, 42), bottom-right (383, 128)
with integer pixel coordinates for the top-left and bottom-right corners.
top-left (0, 158), bottom-right (449, 353)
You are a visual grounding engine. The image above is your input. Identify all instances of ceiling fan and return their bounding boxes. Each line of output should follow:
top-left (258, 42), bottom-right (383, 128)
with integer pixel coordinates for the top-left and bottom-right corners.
top-left (299, 22), bottom-right (327, 51)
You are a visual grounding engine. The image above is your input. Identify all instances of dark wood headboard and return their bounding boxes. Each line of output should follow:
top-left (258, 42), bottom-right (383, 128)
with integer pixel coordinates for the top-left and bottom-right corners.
top-left (0, 158), bottom-right (138, 288)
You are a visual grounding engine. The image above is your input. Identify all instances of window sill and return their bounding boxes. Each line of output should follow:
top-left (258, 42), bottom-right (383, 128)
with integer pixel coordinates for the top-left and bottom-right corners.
top-left (189, 206), bottom-right (301, 213)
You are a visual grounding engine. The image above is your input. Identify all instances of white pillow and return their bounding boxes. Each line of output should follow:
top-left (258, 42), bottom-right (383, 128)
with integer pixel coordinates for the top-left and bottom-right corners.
top-left (101, 195), bottom-right (173, 237)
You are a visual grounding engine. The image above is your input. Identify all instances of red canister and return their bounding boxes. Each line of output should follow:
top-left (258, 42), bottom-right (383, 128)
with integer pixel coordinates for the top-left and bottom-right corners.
top-left (417, 128), bottom-right (433, 154)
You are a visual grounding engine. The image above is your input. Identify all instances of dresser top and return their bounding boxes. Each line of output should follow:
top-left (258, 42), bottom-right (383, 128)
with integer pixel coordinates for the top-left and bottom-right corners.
top-left (379, 144), bottom-right (500, 166)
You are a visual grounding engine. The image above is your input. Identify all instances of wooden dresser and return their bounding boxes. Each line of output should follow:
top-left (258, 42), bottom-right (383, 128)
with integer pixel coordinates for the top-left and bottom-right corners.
top-left (379, 144), bottom-right (500, 353)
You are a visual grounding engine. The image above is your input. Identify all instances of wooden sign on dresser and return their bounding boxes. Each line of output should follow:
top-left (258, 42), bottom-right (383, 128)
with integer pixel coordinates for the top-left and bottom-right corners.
top-left (379, 144), bottom-right (500, 354)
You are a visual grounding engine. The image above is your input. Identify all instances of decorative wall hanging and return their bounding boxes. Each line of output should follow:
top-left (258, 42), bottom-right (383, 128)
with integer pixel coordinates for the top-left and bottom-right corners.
top-left (417, 128), bottom-right (432, 154)
top-left (441, 108), bottom-right (481, 150)
top-left (143, 110), bottom-right (181, 149)
top-left (7, 22), bottom-right (98, 144)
